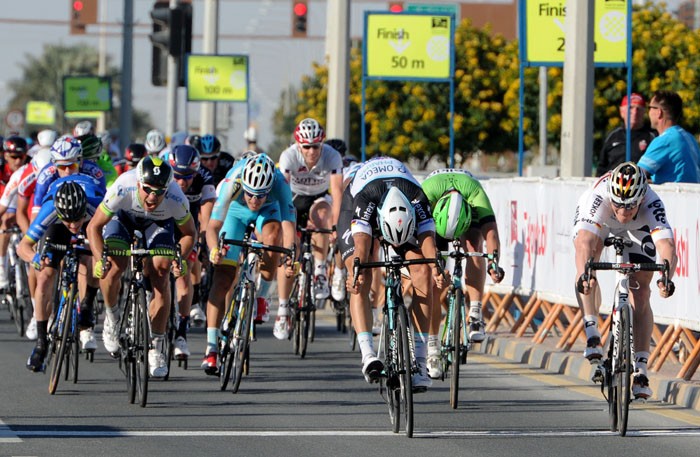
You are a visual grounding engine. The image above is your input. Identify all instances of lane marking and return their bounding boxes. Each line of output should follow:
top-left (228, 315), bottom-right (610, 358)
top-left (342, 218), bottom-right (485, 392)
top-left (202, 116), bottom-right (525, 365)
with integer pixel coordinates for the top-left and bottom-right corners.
top-left (0, 419), bottom-right (22, 443)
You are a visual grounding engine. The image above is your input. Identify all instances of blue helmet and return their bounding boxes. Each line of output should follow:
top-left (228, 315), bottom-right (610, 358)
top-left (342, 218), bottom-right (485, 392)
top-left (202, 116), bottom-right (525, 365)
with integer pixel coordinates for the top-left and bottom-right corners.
top-left (191, 134), bottom-right (221, 156)
top-left (168, 144), bottom-right (201, 176)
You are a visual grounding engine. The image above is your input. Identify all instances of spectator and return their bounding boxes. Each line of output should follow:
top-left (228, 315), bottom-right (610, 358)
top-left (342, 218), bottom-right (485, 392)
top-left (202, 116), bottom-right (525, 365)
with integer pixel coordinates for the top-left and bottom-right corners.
top-left (638, 90), bottom-right (700, 184)
top-left (597, 93), bottom-right (656, 177)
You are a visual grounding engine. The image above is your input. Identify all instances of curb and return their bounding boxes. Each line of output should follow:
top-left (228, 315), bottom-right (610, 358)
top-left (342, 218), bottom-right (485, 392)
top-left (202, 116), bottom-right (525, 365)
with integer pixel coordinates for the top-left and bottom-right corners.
top-left (474, 335), bottom-right (700, 413)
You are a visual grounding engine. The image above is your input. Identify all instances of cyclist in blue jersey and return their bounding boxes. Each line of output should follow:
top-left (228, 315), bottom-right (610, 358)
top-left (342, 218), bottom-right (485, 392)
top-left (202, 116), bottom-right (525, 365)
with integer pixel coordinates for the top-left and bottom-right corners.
top-left (18, 177), bottom-right (105, 372)
top-left (201, 153), bottom-right (296, 374)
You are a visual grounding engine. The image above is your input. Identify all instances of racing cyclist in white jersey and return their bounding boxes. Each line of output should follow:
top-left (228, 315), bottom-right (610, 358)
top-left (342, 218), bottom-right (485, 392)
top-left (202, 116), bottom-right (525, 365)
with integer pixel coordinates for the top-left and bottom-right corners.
top-left (574, 162), bottom-right (677, 400)
top-left (87, 156), bottom-right (196, 379)
top-left (274, 118), bottom-right (343, 339)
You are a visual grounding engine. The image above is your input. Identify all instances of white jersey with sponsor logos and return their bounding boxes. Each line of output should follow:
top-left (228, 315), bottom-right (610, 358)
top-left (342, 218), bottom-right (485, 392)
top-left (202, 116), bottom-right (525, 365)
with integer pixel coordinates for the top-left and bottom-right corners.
top-left (0, 164), bottom-right (29, 210)
top-left (100, 169), bottom-right (191, 224)
top-left (278, 143), bottom-right (343, 196)
top-left (573, 173), bottom-right (673, 242)
top-left (349, 157), bottom-right (420, 197)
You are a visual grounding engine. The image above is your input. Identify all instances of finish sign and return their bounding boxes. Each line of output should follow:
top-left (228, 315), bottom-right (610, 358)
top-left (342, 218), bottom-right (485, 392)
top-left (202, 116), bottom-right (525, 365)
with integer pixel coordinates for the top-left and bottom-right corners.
top-left (186, 54), bottom-right (249, 103)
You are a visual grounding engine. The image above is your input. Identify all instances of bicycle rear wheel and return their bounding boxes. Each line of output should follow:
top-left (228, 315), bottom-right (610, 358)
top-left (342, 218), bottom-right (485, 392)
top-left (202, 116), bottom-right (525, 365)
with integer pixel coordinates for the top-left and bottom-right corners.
top-left (49, 296), bottom-right (72, 395)
top-left (449, 289), bottom-right (463, 409)
top-left (231, 286), bottom-right (253, 393)
top-left (70, 310), bottom-right (80, 384)
top-left (135, 287), bottom-right (149, 407)
top-left (396, 305), bottom-right (414, 437)
top-left (616, 305), bottom-right (632, 436)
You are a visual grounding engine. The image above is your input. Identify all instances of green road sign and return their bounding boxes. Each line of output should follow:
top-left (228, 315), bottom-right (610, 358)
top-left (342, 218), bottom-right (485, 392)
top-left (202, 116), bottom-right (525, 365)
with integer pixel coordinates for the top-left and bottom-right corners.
top-left (63, 76), bottom-right (112, 112)
top-left (186, 54), bottom-right (249, 102)
top-left (525, 0), bottom-right (627, 64)
top-left (25, 101), bottom-right (56, 125)
top-left (366, 13), bottom-right (452, 80)
top-left (405, 3), bottom-right (460, 21)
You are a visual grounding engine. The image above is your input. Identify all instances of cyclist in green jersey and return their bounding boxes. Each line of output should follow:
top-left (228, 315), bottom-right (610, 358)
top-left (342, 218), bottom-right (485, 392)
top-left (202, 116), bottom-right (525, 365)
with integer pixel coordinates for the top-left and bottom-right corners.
top-left (75, 133), bottom-right (118, 187)
top-left (422, 169), bottom-right (505, 379)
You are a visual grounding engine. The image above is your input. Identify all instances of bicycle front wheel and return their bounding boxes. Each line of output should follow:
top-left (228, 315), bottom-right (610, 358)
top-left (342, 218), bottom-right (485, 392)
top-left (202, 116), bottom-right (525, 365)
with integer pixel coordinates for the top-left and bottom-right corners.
top-left (135, 287), bottom-right (149, 407)
top-left (49, 295), bottom-right (73, 395)
top-left (449, 289), bottom-right (463, 409)
top-left (231, 286), bottom-right (253, 393)
top-left (397, 305), bottom-right (414, 438)
top-left (616, 305), bottom-right (632, 436)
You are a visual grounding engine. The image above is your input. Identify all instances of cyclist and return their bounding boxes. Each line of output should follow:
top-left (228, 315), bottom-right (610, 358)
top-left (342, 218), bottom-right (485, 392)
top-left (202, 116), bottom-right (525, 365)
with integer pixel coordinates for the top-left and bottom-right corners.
top-left (18, 177), bottom-right (105, 371)
top-left (189, 134), bottom-right (235, 186)
top-left (421, 168), bottom-right (505, 378)
top-left (201, 153), bottom-right (295, 374)
top-left (574, 161), bottom-right (677, 399)
top-left (75, 133), bottom-right (118, 187)
top-left (145, 129), bottom-right (167, 157)
top-left (86, 156), bottom-right (196, 378)
top-left (274, 118), bottom-right (343, 339)
top-left (161, 145), bottom-right (216, 359)
top-left (114, 143), bottom-right (147, 175)
top-left (341, 157), bottom-right (443, 389)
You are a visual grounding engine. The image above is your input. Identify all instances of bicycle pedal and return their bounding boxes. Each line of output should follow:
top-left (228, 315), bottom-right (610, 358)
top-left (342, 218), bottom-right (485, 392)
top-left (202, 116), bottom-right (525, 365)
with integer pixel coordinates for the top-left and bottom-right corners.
top-left (591, 366), bottom-right (604, 384)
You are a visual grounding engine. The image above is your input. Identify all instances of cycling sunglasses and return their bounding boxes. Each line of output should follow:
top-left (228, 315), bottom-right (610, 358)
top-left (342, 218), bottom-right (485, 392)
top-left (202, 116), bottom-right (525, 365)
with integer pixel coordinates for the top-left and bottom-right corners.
top-left (301, 144), bottom-right (321, 150)
top-left (55, 162), bottom-right (80, 171)
top-left (244, 190), bottom-right (269, 200)
top-left (174, 172), bottom-right (195, 181)
top-left (612, 200), bottom-right (638, 210)
top-left (142, 184), bottom-right (167, 196)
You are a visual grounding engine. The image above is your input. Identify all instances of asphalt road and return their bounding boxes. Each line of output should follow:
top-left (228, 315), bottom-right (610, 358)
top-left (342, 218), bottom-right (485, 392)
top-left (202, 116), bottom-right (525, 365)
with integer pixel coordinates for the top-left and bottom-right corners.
top-left (2, 309), bottom-right (700, 457)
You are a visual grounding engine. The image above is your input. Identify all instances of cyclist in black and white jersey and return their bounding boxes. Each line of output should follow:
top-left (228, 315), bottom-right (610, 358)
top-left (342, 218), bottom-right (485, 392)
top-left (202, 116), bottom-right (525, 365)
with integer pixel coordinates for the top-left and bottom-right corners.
top-left (274, 119), bottom-right (343, 339)
top-left (574, 162), bottom-right (677, 399)
top-left (338, 156), bottom-right (443, 390)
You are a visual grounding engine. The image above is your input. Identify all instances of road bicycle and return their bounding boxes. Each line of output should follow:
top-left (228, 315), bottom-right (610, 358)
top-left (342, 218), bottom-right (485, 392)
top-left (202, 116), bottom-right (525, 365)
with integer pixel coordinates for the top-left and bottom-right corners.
top-left (104, 231), bottom-right (179, 407)
top-left (439, 240), bottom-right (496, 409)
top-left (585, 236), bottom-right (670, 436)
top-left (353, 243), bottom-right (440, 438)
top-left (1, 227), bottom-right (32, 336)
top-left (288, 226), bottom-right (334, 358)
top-left (43, 236), bottom-right (91, 394)
top-left (218, 227), bottom-right (292, 393)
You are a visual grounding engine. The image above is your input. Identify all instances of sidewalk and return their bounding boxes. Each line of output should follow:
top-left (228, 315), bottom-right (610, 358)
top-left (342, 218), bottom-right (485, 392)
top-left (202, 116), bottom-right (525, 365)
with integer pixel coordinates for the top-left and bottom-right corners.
top-left (472, 331), bottom-right (700, 412)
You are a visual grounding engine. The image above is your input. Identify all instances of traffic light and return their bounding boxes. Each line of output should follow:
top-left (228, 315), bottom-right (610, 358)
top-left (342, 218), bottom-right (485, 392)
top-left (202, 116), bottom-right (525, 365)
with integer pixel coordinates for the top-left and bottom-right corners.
top-left (70, 0), bottom-right (97, 35)
top-left (150, 2), bottom-right (192, 87)
top-left (292, 0), bottom-right (308, 38)
top-left (388, 2), bottom-right (404, 13)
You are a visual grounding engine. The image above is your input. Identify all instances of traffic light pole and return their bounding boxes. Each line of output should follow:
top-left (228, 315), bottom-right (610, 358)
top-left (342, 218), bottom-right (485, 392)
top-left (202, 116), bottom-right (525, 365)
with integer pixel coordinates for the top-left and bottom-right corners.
top-left (119, 0), bottom-right (134, 159)
top-left (165, 0), bottom-right (180, 137)
top-left (199, 0), bottom-right (219, 136)
top-left (325, 0), bottom-right (350, 142)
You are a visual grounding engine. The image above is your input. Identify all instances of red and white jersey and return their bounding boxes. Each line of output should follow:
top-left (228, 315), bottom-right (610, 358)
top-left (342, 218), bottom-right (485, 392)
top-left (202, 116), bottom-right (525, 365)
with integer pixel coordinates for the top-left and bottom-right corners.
top-left (278, 144), bottom-right (343, 196)
top-left (0, 164), bottom-right (30, 211)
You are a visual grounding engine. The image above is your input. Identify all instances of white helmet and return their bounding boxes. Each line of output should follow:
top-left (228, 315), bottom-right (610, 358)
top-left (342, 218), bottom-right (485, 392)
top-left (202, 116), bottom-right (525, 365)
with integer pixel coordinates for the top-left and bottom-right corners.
top-left (37, 129), bottom-right (58, 147)
top-left (31, 148), bottom-right (52, 171)
top-left (145, 129), bottom-right (166, 153)
top-left (50, 135), bottom-right (82, 163)
top-left (241, 153), bottom-right (275, 195)
top-left (293, 118), bottom-right (325, 144)
top-left (244, 126), bottom-right (257, 143)
top-left (73, 120), bottom-right (94, 137)
top-left (377, 187), bottom-right (416, 247)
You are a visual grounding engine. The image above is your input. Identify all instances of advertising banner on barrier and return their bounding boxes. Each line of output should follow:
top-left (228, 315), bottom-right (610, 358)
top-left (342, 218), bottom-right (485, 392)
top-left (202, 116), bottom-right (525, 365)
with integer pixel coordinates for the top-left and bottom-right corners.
top-left (481, 178), bottom-right (700, 331)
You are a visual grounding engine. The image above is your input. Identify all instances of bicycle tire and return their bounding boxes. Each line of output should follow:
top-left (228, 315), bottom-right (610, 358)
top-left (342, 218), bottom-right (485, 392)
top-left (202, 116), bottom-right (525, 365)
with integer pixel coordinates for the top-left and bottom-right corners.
top-left (231, 284), bottom-right (253, 393)
top-left (135, 287), bottom-right (149, 407)
top-left (397, 305), bottom-right (414, 438)
top-left (17, 260), bottom-right (32, 337)
top-left (299, 271), bottom-right (313, 358)
top-left (605, 356), bottom-right (616, 432)
top-left (163, 298), bottom-right (177, 382)
top-left (310, 306), bottom-right (317, 343)
top-left (616, 304), bottom-right (632, 436)
top-left (49, 294), bottom-right (72, 395)
top-left (450, 288), bottom-right (463, 409)
top-left (381, 313), bottom-right (400, 434)
top-left (70, 310), bottom-right (80, 384)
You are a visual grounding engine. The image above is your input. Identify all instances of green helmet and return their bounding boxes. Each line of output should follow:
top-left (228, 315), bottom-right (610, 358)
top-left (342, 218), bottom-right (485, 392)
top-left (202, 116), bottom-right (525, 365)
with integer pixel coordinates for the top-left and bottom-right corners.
top-left (76, 134), bottom-right (103, 160)
top-left (433, 191), bottom-right (471, 240)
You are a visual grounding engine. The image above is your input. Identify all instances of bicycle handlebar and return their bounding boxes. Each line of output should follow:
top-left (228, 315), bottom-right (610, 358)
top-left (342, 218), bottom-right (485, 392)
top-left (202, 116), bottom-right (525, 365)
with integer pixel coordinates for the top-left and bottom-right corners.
top-left (298, 227), bottom-right (335, 235)
top-left (439, 250), bottom-right (495, 260)
top-left (352, 256), bottom-right (441, 288)
top-left (222, 238), bottom-right (293, 257)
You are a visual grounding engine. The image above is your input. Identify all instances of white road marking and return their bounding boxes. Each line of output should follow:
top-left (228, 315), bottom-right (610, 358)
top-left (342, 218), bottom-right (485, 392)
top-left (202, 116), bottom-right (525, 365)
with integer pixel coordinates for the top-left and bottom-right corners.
top-left (0, 419), bottom-right (21, 443)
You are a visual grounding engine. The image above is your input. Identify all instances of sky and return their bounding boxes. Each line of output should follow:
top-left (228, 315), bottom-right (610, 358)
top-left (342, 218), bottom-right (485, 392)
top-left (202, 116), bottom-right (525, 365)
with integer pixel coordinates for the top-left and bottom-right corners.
top-left (0, 0), bottom-right (684, 153)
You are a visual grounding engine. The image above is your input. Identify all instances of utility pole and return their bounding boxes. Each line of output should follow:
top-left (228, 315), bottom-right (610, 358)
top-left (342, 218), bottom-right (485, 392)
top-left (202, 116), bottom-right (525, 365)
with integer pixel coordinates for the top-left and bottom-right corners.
top-left (199, 0), bottom-right (219, 135)
top-left (165, 0), bottom-right (180, 137)
top-left (118, 0), bottom-right (134, 157)
top-left (325, 0), bottom-right (350, 142)
top-left (97, 0), bottom-right (108, 133)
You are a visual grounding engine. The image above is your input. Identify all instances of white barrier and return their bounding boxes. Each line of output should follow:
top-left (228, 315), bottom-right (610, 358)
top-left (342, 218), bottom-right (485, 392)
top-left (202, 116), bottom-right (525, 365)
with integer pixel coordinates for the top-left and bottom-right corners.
top-left (480, 177), bottom-right (700, 332)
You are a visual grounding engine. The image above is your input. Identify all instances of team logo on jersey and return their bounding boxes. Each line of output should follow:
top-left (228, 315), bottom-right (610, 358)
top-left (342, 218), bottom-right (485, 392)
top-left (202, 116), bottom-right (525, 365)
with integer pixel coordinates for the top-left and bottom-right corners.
top-left (298, 166), bottom-right (308, 173)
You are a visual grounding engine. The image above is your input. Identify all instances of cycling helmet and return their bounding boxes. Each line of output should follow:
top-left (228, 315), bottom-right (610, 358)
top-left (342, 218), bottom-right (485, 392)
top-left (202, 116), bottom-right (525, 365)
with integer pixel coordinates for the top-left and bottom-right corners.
top-left (145, 129), bottom-right (166, 154)
top-left (3, 136), bottom-right (29, 154)
top-left (171, 131), bottom-right (188, 147)
top-left (169, 144), bottom-right (200, 176)
top-left (76, 134), bottom-right (103, 160)
top-left (294, 118), bottom-right (325, 144)
top-left (377, 187), bottom-right (416, 247)
top-left (37, 129), bottom-right (58, 147)
top-left (50, 136), bottom-right (82, 163)
top-left (31, 148), bottom-right (52, 172)
top-left (244, 126), bottom-right (257, 143)
top-left (54, 181), bottom-right (88, 222)
top-left (199, 134), bottom-right (221, 156)
top-left (124, 143), bottom-right (147, 166)
top-left (608, 161), bottom-right (648, 208)
top-left (325, 138), bottom-right (347, 155)
top-left (73, 120), bottom-right (94, 137)
top-left (241, 153), bottom-right (275, 195)
top-left (137, 156), bottom-right (173, 189)
top-left (433, 191), bottom-right (471, 240)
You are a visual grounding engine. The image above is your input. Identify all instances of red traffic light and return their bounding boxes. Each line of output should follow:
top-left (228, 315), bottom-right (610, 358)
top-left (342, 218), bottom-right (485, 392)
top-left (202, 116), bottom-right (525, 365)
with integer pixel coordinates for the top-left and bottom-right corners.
top-left (73, 0), bottom-right (84, 11)
top-left (389, 2), bottom-right (404, 13)
top-left (293, 2), bottom-right (307, 16)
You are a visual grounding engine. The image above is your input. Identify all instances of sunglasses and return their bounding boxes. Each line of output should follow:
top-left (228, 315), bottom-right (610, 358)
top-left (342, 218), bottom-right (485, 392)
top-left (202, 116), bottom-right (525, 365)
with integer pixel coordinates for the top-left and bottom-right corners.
top-left (612, 201), bottom-right (638, 210)
top-left (7, 154), bottom-right (25, 160)
top-left (58, 213), bottom-right (84, 224)
top-left (201, 155), bottom-right (219, 161)
top-left (142, 185), bottom-right (167, 196)
top-left (301, 144), bottom-right (321, 150)
top-left (174, 173), bottom-right (195, 181)
top-left (244, 190), bottom-right (269, 200)
top-left (55, 162), bottom-right (80, 171)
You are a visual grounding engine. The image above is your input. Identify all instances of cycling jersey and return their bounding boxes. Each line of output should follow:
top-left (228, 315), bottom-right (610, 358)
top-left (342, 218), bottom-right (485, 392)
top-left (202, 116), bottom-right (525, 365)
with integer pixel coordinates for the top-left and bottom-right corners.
top-left (348, 157), bottom-right (434, 238)
top-left (33, 160), bottom-right (106, 215)
top-left (278, 144), bottom-right (343, 196)
top-left (0, 164), bottom-right (29, 212)
top-left (421, 169), bottom-right (496, 226)
top-left (94, 152), bottom-right (118, 187)
top-left (99, 169), bottom-right (191, 227)
top-left (25, 174), bottom-right (105, 243)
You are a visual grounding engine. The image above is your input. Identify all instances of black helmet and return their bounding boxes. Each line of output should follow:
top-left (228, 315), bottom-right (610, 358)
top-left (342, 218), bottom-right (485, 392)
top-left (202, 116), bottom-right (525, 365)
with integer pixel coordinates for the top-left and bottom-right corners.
top-left (137, 156), bottom-right (173, 188)
top-left (55, 181), bottom-right (88, 222)
top-left (76, 134), bottom-right (103, 160)
top-left (124, 143), bottom-right (147, 166)
top-left (325, 138), bottom-right (347, 155)
top-left (3, 136), bottom-right (29, 154)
